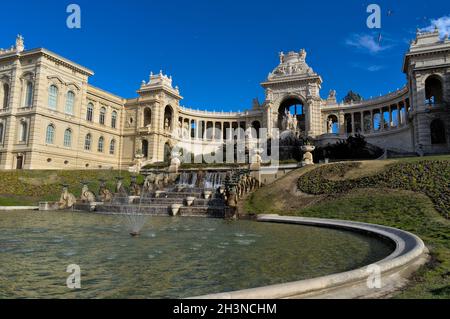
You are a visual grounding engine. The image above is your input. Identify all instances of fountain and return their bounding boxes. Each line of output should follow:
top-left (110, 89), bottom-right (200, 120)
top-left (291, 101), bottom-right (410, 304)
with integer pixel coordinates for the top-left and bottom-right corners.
top-left (122, 205), bottom-right (147, 237)
top-left (68, 166), bottom-right (261, 227)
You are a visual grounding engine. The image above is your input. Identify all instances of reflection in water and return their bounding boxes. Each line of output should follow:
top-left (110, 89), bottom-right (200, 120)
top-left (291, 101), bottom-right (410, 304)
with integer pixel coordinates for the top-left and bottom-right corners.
top-left (0, 211), bottom-right (392, 298)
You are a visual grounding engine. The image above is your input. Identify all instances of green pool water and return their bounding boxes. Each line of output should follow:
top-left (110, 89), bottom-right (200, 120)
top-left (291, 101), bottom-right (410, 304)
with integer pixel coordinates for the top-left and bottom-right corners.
top-left (0, 211), bottom-right (393, 298)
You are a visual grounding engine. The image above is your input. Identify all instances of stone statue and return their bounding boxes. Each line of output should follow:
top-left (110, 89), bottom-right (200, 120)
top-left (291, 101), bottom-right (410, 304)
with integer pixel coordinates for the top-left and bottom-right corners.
top-left (129, 177), bottom-right (141, 196)
top-left (291, 114), bottom-right (298, 132)
top-left (58, 185), bottom-right (77, 210)
top-left (164, 118), bottom-right (170, 130)
top-left (328, 90), bottom-right (336, 100)
top-left (143, 173), bottom-right (156, 192)
top-left (266, 88), bottom-right (274, 101)
top-left (115, 178), bottom-right (127, 196)
top-left (80, 184), bottom-right (96, 203)
top-left (98, 180), bottom-right (113, 202)
top-left (279, 51), bottom-right (285, 64)
top-left (327, 118), bottom-right (334, 134)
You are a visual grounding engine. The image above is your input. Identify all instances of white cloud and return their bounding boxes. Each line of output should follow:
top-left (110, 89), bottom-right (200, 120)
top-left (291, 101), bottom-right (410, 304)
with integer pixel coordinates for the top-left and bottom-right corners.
top-left (421, 15), bottom-right (450, 38)
top-left (345, 34), bottom-right (392, 54)
top-left (351, 62), bottom-right (385, 72)
top-left (367, 65), bottom-right (384, 72)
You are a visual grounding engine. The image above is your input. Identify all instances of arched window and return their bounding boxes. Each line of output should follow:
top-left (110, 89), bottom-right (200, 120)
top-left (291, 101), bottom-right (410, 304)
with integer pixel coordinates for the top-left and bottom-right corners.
top-left (98, 136), bottom-right (104, 152)
top-left (143, 108), bottom-right (152, 127)
top-left (86, 103), bottom-right (94, 122)
top-left (99, 107), bottom-right (106, 125)
top-left (2, 83), bottom-right (9, 109)
top-left (430, 119), bottom-right (446, 144)
top-left (109, 139), bottom-right (116, 155)
top-left (64, 128), bottom-right (72, 147)
top-left (65, 91), bottom-right (75, 114)
top-left (25, 82), bottom-right (33, 107)
top-left (0, 122), bottom-right (4, 143)
top-left (48, 85), bottom-right (58, 110)
top-left (19, 121), bottom-right (28, 142)
top-left (45, 124), bottom-right (55, 144)
top-left (425, 75), bottom-right (444, 105)
top-left (84, 134), bottom-right (92, 151)
top-left (111, 111), bottom-right (117, 128)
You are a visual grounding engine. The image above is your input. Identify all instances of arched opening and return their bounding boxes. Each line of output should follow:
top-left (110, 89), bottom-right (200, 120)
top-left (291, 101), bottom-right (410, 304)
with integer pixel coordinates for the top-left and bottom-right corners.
top-left (86, 103), bottom-right (94, 122)
top-left (45, 124), bottom-right (55, 144)
top-left (65, 91), bottom-right (75, 114)
top-left (25, 82), bottom-right (33, 107)
top-left (251, 120), bottom-right (261, 138)
top-left (430, 119), bottom-right (446, 144)
top-left (84, 134), bottom-right (92, 151)
top-left (142, 140), bottom-right (149, 158)
top-left (99, 107), bottom-right (106, 125)
top-left (98, 136), bottom-right (104, 152)
top-left (143, 108), bottom-right (152, 127)
top-left (326, 115), bottom-right (339, 134)
top-left (64, 128), bottom-right (72, 147)
top-left (425, 75), bottom-right (444, 106)
top-left (48, 85), bottom-right (58, 110)
top-left (164, 105), bottom-right (173, 131)
top-left (110, 139), bottom-right (116, 155)
top-left (278, 97), bottom-right (305, 134)
top-left (111, 111), bottom-right (118, 128)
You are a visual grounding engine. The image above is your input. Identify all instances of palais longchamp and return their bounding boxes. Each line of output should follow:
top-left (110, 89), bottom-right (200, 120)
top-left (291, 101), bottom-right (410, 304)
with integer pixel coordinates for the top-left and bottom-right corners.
top-left (0, 29), bottom-right (448, 170)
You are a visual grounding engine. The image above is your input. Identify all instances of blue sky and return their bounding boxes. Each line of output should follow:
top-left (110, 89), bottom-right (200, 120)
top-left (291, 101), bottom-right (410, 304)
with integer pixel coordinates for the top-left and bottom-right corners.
top-left (1, 0), bottom-right (449, 111)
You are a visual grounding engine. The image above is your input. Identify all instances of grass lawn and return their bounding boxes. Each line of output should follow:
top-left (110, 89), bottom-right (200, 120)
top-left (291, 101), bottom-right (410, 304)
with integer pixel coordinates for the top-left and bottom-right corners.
top-left (245, 155), bottom-right (450, 299)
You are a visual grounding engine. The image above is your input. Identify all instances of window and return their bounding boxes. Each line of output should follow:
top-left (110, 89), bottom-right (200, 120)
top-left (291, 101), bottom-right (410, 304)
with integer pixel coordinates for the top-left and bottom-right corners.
top-left (425, 76), bottom-right (444, 105)
top-left (98, 136), bottom-right (104, 152)
top-left (111, 111), bottom-right (117, 128)
top-left (25, 82), bottom-right (33, 107)
top-left (143, 108), bottom-right (151, 127)
top-left (48, 85), bottom-right (58, 110)
top-left (84, 134), bottom-right (92, 151)
top-left (45, 125), bottom-right (55, 144)
top-left (65, 91), bottom-right (75, 114)
top-left (20, 121), bottom-right (28, 142)
top-left (64, 129), bottom-right (72, 147)
top-left (99, 107), bottom-right (106, 125)
top-left (2, 83), bottom-right (9, 109)
top-left (0, 123), bottom-right (4, 143)
top-left (109, 139), bottom-right (116, 155)
top-left (86, 103), bottom-right (94, 122)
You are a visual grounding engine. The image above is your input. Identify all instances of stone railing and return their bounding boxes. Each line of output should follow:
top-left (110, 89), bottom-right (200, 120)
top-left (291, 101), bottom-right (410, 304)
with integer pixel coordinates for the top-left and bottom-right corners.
top-left (179, 106), bottom-right (262, 118)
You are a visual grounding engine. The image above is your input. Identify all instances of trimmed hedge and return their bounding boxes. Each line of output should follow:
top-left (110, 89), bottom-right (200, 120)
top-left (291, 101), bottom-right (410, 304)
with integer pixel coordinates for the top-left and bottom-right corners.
top-left (297, 160), bottom-right (450, 217)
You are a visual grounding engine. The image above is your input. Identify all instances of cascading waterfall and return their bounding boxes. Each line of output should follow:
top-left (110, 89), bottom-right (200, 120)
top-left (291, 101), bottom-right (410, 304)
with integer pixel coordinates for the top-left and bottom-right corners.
top-left (203, 172), bottom-right (224, 189)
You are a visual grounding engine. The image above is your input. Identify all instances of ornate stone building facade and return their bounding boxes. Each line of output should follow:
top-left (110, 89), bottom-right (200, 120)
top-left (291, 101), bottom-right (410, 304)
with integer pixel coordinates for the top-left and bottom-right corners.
top-left (0, 30), bottom-right (448, 170)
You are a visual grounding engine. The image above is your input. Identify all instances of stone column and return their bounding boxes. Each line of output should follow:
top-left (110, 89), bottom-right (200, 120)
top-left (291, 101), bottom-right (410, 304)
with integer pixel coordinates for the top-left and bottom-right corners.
top-left (338, 112), bottom-right (345, 135)
top-left (389, 107), bottom-right (393, 129)
top-left (396, 104), bottom-right (401, 128)
top-left (370, 110), bottom-right (374, 133)
top-left (351, 113), bottom-right (355, 134)
top-left (380, 109), bottom-right (384, 131)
